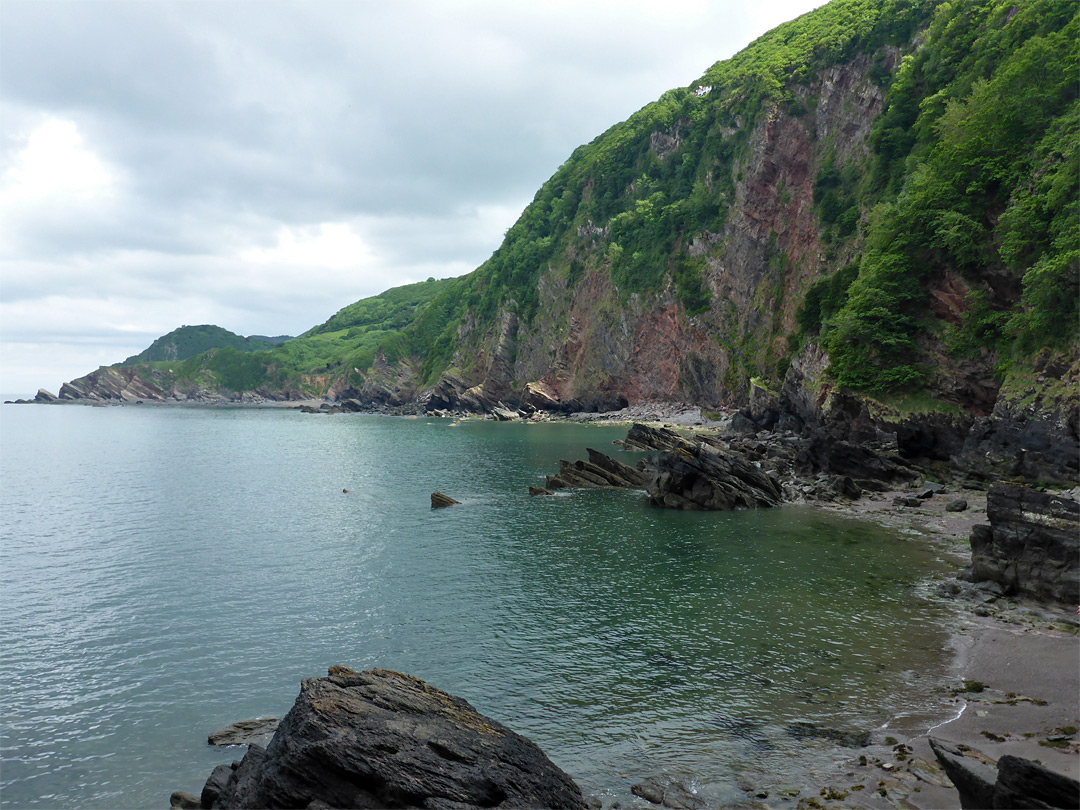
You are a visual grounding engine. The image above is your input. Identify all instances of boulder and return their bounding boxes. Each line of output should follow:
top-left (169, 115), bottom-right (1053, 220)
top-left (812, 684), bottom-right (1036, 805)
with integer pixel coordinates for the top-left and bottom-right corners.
top-left (631, 777), bottom-right (705, 809)
top-left (946, 498), bottom-right (969, 512)
top-left (930, 738), bottom-right (1080, 809)
top-left (643, 442), bottom-right (783, 511)
top-left (430, 492), bottom-right (461, 508)
top-left (967, 484), bottom-right (1079, 603)
top-left (201, 667), bottom-right (587, 809)
top-left (928, 739), bottom-right (997, 810)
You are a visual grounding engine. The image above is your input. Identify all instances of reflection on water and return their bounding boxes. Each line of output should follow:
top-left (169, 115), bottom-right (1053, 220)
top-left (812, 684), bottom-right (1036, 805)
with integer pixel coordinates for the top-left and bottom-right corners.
top-left (0, 406), bottom-right (953, 808)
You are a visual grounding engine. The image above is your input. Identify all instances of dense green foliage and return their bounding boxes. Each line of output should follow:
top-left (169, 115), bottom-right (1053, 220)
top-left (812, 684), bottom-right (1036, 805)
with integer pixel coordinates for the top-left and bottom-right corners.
top-left (825, 0), bottom-right (1079, 392)
top-left (107, 0), bottom-right (1077, 400)
top-left (120, 325), bottom-right (287, 365)
top-left (148, 279), bottom-right (452, 393)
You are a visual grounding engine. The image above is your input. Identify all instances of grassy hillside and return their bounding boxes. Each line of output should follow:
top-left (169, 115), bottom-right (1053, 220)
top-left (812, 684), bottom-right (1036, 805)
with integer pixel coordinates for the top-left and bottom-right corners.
top-left (120, 325), bottom-right (289, 365)
top-left (153, 278), bottom-right (455, 394)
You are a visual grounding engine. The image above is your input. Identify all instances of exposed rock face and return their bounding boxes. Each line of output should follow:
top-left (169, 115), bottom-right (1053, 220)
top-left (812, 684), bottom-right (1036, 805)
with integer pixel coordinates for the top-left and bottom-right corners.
top-left (201, 667), bottom-right (587, 810)
top-left (930, 738), bottom-right (1080, 810)
top-left (643, 441), bottom-right (783, 510)
top-left (967, 484), bottom-right (1079, 604)
top-left (544, 448), bottom-right (645, 491)
top-left (954, 356), bottom-right (1080, 487)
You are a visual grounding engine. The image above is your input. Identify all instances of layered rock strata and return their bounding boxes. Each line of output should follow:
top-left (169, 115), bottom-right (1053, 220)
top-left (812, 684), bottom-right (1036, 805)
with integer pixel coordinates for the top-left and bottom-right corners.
top-left (967, 484), bottom-right (1080, 604)
top-left (196, 666), bottom-right (587, 810)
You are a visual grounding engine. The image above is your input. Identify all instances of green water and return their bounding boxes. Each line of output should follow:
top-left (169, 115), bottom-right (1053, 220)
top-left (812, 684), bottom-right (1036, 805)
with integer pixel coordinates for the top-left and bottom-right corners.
top-left (0, 405), bottom-right (954, 807)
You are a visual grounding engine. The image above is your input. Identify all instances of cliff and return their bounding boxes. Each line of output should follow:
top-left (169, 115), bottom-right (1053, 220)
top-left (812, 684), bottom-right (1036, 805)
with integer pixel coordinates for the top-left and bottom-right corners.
top-left (57, 0), bottom-right (1078, 483)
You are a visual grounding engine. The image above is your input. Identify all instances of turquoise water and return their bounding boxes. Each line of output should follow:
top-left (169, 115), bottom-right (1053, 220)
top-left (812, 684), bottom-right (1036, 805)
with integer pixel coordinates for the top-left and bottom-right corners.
top-left (0, 405), bottom-right (953, 808)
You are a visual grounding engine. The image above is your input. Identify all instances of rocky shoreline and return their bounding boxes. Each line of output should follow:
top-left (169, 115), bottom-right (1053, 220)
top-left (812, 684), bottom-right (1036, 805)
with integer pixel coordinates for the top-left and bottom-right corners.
top-left (15, 396), bottom-right (1077, 807)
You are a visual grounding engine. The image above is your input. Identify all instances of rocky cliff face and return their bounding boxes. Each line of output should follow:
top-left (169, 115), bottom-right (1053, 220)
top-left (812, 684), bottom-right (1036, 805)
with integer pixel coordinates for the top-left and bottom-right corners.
top-left (428, 54), bottom-right (889, 416)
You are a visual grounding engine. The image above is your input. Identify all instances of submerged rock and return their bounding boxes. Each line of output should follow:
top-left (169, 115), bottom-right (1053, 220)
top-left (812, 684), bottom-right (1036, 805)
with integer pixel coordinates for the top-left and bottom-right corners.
top-left (631, 776), bottom-right (705, 809)
top-left (785, 722), bottom-right (871, 748)
top-left (198, 666), bottom-right (587, 809)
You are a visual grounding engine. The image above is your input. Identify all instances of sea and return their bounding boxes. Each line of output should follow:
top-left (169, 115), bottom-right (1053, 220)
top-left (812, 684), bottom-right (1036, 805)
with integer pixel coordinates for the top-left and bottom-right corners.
top-left (0, 404), bottom-right (958, 809)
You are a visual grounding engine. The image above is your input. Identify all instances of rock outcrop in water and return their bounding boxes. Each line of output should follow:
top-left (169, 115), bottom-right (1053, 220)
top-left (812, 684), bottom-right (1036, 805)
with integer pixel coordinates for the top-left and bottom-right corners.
top-left (544, 448), bottom-right (645, 491)
top-left (195, 666), bottom-right (587, 810)
top-left (642, 441), bottom-right (783, 511)
top-left (966, 484), bottom-right (1080, 604)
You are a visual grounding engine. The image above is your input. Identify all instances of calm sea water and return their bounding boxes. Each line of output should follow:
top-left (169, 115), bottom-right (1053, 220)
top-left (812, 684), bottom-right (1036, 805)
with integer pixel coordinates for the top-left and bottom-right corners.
top-left (0, 405), bottom-right (954, 809)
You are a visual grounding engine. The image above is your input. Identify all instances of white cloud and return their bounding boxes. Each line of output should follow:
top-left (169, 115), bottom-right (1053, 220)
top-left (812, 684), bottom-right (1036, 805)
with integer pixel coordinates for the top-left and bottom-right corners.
top-left (0, 0), bottom-right (824, 397)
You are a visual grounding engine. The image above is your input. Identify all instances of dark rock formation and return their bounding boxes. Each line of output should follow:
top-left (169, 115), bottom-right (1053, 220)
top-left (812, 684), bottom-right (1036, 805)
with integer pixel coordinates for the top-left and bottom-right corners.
top-left (643, 441), bottom-right (782, 510)
top-left (967, 484), bottom-right (1079, 603)
top-left (430, 492), bottom-right (461, 508)
top-left (34, 388), bottom-right (59, 403)
top-left (199, 666), bottom-right (587, 809)
top-left (544, 449), bottom-right (645, 491)
top-left (208, 718), bottom-right (280, 747)
top-left (930, 738), bottom-right (1080, 809)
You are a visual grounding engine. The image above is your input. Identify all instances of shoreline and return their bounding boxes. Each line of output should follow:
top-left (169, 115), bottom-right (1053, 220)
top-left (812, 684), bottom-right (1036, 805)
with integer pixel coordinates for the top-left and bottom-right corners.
top-left (12, 397), bottom-right (1078, 807)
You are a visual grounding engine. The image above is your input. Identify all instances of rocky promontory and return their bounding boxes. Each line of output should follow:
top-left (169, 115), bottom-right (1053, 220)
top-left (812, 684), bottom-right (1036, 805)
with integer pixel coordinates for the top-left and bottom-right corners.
top-left (184, 666), bottom-right (586, 810)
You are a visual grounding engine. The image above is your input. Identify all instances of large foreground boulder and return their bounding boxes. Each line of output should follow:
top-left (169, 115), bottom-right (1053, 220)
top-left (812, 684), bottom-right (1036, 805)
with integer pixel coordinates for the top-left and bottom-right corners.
top-left (967, 484), bottom-right (1079, 603)
top-left (199, 666), bottom-right (587, 809)
top-left (930, 738), bottom-right (1080, 809)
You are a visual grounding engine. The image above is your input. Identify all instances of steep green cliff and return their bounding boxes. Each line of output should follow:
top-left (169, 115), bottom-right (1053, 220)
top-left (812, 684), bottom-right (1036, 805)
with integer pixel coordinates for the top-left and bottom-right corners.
top-left (62, 0), bottom-right (1078, 440)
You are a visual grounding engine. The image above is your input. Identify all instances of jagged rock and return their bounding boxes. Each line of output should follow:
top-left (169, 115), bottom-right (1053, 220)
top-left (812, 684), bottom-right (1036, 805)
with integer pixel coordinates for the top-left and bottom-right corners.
top-left (995, 753), bottom-right (1080, 809)
top-left (431, 492), bottom-right (461, 508)
top-left (524, 381), bottom-right (561, 411)
top-left (544, 449), bottom-right (645, 490)
top-left (622, 423), bottom-right (693, 452)
top-left (200, 667), bottom-right (587, 809)
top-left (811, 475), bottom-right (861, 501)
top-left (930, 738), bottom-right (1080, 809)
top-left (171, 791), bottom-right (203, 809)
top-left (528, 486), bottom-right (553, 496)
top-left (928, 739), bottom-right (997, 810)
top-left (491, 406), bottom-right (520, 421)
top-left (643, 442), bottom-right (782, 511)
top-left (894, 495), bottom-right (923, 508)
top-left (968, 484), bottom-right (1079, 603)
top-left (34, 388), bottom-right (59, 403)
top-left (208, 718), bottom-right (280, 747)
top-left (201, 764), bottom-right (236, 808)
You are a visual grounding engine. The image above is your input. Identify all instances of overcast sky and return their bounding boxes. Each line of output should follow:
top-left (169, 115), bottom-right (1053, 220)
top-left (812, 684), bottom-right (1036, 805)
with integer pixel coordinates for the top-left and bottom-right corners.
top-left (1, 0), bottom-right (822, 397)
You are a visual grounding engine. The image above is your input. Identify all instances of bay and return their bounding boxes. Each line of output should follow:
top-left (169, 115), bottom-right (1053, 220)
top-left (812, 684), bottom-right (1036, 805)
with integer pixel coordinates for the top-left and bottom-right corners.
top-left (0, 404), bottom-right (953, 808)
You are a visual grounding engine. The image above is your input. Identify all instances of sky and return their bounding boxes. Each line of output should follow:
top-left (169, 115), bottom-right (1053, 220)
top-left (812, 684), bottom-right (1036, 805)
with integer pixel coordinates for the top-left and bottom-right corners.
top-left (0, 0), bottom-right (823, 398)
